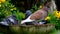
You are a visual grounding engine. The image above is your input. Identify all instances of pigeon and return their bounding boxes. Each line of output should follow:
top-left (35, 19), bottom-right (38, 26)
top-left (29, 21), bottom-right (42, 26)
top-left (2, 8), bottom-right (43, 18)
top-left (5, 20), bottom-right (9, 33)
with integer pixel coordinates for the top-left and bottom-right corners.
top-left (0, 14), bottom-right (18, 26)
top-left (21, 6), bottom-right (48, 25)
top-left (21, 0), bottom-right (56, 25)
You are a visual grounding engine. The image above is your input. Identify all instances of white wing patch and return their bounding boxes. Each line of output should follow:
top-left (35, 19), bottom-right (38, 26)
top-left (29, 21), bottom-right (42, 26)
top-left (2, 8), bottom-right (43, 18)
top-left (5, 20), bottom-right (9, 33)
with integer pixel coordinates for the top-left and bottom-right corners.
top-left (21, 16), bottom-right (35, 24)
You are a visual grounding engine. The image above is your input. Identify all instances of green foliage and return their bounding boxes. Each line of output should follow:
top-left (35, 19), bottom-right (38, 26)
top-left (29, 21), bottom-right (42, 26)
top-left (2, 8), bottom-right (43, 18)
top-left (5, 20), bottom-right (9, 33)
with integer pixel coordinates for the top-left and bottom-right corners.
top-left (14, 11), bottom-right (25, 20)
top-left (0, 0), bottom-right (26, 22)
top-left (0, 33), bottom-right (3, 34)
top-left (47, 12), bottom-right (60, 29)
top-left (31, 4), bottom-right (39, 13)
top-left (48, 13), bottom-right (56, 23)
top-left (49, 29), bottom-right (60, 34)
top-left (0, 1), bottom-right (11, 21)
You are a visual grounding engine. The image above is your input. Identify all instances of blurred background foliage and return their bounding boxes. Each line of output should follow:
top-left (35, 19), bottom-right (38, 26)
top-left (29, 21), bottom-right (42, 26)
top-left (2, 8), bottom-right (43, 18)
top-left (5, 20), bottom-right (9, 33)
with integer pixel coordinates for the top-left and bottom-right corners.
top-left (0, 0), bottom-right (25, 21)
top-left (10, 0), bottom-right (44, 12)
top-left (45, 10), bottom-right (60, 29)
top-left (14, 11), bottom-right (25, 20)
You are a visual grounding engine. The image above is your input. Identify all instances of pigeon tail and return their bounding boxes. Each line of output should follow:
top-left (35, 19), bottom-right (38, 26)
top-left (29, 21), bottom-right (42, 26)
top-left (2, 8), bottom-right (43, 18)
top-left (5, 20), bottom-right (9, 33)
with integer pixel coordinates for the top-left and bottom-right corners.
top-left (0, 22), bottom-right (9, 26)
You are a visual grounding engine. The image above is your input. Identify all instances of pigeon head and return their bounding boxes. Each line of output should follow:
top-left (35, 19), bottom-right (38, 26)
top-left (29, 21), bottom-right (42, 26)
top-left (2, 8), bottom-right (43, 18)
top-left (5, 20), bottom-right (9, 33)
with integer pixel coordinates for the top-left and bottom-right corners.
top-left (12, 14), bottom-right (16, 18)
top-left (44, 0), bottom-right (51, 8)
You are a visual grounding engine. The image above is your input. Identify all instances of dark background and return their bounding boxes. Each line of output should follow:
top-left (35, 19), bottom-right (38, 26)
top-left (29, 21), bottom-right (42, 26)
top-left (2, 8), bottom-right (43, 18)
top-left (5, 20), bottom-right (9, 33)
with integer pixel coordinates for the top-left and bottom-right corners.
top-left (10, 0), bottom-right (60, 12)
top-left (55, 0), bottom-right (60, 11)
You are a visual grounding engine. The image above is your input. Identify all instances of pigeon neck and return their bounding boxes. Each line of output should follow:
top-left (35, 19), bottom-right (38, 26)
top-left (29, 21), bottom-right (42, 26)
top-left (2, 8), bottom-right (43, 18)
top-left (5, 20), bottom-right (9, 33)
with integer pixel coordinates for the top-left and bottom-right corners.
top-left (42, 6), bottom-right (48, 12)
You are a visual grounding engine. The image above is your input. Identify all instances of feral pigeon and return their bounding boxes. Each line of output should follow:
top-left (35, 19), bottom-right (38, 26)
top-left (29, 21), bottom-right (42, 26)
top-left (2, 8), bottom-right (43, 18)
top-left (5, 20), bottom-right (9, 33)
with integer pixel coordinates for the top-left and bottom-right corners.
top-left (0, 14), bottom-right (18, 26)
top-left (21, 6), bottom-right (48, 25)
